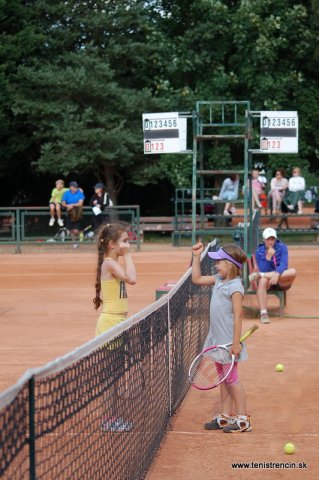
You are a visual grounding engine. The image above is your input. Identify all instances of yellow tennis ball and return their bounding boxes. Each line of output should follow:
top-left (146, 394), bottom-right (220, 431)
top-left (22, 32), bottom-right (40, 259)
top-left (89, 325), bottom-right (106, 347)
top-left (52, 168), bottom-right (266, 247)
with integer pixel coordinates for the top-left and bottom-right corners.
top-left (275, 363), bottom-right (284, 372)
top-left (284, 443), bottom-right (295, 454)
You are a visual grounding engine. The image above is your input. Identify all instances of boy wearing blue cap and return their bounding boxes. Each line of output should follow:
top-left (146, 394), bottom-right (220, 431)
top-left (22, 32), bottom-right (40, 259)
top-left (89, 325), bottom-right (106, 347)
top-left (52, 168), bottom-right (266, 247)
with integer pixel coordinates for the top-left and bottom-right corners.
top-left (62, 181), bottom-right (85, 247)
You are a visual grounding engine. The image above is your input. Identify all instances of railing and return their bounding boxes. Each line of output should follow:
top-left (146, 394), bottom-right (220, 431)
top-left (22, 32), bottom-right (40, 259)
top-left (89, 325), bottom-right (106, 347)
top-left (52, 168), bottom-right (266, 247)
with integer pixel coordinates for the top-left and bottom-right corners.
top-left (0, 206), bottom-right (141, 252)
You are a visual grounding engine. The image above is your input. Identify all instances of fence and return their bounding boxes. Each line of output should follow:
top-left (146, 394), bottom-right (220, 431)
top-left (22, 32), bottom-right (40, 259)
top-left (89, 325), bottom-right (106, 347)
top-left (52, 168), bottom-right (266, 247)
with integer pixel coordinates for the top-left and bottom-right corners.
top-left (0, 206), bottom-right (141, 251)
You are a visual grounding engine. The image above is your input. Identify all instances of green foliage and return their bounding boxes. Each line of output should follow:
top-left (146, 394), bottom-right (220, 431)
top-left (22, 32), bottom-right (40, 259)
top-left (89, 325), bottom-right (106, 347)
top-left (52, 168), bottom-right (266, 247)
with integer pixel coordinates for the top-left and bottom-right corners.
top-left (1, 0), bottom-right (319, 205)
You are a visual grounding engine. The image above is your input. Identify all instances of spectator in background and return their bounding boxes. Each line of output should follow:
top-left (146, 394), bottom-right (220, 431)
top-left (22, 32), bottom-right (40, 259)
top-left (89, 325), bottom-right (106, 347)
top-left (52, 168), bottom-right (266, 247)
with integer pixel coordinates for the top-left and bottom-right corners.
top-left (219, 174), bottom-right (239, 216)
top-left (49, 179), bottom-right (68, 227)
top-left (251, 169), bottom-right (265, 210)
top-left (62, 181), bottom-right (85, 247)
top-left (90, 183), bottom-right (113, 232)
top-left (269, 169), bottom-right (288, 215)
top-left (249, 227), bottom-right (297, 324)
top-left (284, 167), bottom-right (306, 214)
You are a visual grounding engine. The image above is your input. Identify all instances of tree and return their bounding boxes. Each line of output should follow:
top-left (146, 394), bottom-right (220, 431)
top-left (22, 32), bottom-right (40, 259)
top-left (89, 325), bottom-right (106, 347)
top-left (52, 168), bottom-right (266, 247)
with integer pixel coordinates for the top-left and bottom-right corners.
top-left (8, 0), bottom-right (167, 203)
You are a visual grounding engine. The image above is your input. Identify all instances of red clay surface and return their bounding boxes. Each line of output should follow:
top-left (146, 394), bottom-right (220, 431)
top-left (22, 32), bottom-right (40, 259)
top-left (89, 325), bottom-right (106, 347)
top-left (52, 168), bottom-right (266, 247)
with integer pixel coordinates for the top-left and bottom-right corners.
top-left (0, 244), bottom-right (191, 392)
top-left (1, 244), bottom-right (318, 479)
top-left (146, 246), bottom-right (319, 480)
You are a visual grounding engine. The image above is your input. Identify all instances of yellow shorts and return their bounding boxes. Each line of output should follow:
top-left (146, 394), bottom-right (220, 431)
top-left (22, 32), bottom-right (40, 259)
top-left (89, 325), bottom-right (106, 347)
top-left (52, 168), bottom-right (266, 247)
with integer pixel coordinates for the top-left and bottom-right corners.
top-left (95, 312), bottom-right (127, 337)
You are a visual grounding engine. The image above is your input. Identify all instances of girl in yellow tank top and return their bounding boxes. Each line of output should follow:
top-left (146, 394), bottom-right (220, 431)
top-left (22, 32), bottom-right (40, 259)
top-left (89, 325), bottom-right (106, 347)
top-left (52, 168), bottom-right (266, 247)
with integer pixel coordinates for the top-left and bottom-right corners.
top-left (93, 223), bottom-right (137, 337)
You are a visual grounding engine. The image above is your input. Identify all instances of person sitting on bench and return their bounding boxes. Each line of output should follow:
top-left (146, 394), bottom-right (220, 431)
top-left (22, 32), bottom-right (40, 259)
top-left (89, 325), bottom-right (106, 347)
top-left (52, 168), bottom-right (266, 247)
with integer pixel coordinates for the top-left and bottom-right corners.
top-left (283, 167), bottom-right (306, 214)
top-left (249, 227), bottom-right (297, 324)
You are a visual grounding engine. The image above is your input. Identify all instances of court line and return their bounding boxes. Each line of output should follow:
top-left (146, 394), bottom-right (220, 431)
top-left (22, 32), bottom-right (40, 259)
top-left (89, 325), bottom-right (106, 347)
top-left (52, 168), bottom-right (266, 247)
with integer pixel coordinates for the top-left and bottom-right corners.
top-left (169, 431), bottom-right (319, 437)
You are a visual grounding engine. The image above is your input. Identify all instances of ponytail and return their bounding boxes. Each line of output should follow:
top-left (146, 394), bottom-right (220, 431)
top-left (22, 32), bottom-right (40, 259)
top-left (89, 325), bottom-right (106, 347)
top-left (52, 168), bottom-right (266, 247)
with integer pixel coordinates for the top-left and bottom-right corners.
top-left (92, 222), bottom-right (128, 310)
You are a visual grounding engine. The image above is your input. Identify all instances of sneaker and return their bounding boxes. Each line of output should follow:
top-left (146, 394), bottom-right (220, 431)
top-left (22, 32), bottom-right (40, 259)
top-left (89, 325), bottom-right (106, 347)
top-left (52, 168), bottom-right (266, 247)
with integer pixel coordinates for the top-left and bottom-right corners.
top-left (57, 219), bottom-right (64, 227)
top-left (287, 204), bottom-right (295, 210)
top-left (73, 243), bottom-right (80, 249)
top-left (49, 218), bottom-right (55, 226)
top-left (260, 312), bottom-right (270, 324)
top-left (297, 210), bottom-right (303, 215)
top-left (223, 416), bottom-right (252, 433)
top-left (100, 417), bottom-right (133, 433)
top-left (249, 272), bottom-right (259, 284)
top-left (204, 414), bottom-right (232, 430)
top-left (223, 210), bottom-right (230, 216)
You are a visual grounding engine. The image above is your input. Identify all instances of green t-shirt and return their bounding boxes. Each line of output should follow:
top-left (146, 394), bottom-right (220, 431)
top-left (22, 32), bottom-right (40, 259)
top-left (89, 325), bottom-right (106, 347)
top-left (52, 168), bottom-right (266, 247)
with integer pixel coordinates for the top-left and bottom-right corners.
top-left (50, 187), bottom-right (69, 204)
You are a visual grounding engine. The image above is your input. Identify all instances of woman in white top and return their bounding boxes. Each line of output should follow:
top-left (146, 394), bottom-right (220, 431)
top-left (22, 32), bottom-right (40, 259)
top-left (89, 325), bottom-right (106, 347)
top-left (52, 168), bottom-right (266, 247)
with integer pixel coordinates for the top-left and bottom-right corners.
top-left (219, 174), bottom-right (239, 216)
top-left (285, 167), bottom-right (306, 214)
top-left (269, 169), bottom-right (288, 215)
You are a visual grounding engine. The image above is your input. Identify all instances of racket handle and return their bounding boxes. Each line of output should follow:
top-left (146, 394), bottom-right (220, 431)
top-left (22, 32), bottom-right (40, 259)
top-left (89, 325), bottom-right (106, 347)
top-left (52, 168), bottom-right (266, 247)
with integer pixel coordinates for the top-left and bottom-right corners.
top-left (240, 324), bottom-right (259, 342)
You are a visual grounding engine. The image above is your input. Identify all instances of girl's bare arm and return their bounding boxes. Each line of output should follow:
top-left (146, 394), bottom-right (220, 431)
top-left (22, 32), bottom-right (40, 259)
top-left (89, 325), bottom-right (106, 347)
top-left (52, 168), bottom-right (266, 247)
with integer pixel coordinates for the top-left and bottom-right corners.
top-left (191, 243), bottom-right (215, 286)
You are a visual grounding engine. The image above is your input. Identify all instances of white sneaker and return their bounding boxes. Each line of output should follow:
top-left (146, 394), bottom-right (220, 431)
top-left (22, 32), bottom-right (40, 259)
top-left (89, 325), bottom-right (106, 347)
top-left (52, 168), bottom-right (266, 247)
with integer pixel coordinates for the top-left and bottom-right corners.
top-left (223, 210), bottom-right (230, 216)
top-left (49, 218), bottom-right (55, 226)
top-left (260, 313), bottom-right (270, 324)
top-left (100, 416), bottom-right (133, 432)
top-left (57, 219), bottom-right (64, 227)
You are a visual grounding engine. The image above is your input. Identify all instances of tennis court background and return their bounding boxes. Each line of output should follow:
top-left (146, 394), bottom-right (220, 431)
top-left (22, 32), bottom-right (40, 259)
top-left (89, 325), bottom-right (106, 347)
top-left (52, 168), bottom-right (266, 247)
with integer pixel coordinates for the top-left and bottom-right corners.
top-left (1, 244), bottom-right (318, 479)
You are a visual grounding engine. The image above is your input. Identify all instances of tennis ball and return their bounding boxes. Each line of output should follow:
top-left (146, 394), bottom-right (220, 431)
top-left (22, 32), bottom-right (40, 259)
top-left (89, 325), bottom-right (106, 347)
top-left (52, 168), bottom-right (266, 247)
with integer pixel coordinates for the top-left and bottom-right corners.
top-left (275, 363), bottom-right (284, 372)
top-left (284, 443), bottom-right (295, 454)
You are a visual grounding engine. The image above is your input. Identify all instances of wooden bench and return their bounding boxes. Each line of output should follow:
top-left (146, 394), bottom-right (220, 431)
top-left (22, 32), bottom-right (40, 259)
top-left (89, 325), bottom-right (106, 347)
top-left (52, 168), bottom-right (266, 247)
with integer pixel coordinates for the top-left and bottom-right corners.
top-left (139, 216), bottom-right (212, 240)
top-left (245, 254), bottom-right (286, 317)
top-left (140, 216), bottom-right (174, 233)
top-left (172, 227), bottom-right (242, 246)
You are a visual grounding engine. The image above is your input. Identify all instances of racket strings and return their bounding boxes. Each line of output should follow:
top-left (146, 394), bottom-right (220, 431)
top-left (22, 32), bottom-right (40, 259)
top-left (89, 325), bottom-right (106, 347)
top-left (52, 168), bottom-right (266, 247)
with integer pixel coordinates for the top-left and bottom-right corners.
top-left (189, 347), bottom-right (233, 389)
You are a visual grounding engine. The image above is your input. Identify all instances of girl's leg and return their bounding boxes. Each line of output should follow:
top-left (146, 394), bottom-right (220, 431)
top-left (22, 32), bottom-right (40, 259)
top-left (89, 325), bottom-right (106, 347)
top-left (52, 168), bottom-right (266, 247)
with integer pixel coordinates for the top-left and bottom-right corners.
top-left (49, 203), bottom-right (55, 218)
top-left (297, 200), bottom-right (303, 214)
top-left (272, 190), bottom-right (281, 213)
top-left (252, 189), bottom-right (261, 209)
top-left (228, 381), bottom-right (247, 415)
top-left (224, 202), bottom-right (231, 215)
top-left (222, 367), bottom-right (251, 433)
top-left (55, 203), bottom-right (62, 220)
top-left (49, 203), bottom-right (56, 226)
top-left (220, 382), bottom-right (233, 415)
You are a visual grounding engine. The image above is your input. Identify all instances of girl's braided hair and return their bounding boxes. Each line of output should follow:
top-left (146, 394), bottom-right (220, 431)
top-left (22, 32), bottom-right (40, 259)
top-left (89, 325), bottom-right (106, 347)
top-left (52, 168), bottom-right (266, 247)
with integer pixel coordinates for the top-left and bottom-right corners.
top-left (93, 222), bottom-right (128, 310)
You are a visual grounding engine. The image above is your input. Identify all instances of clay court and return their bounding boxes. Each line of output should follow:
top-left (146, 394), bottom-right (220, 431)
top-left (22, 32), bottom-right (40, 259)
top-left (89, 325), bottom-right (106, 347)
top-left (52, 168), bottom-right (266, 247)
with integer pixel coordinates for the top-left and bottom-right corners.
top-left (1, 244), bottom-right (319, 479)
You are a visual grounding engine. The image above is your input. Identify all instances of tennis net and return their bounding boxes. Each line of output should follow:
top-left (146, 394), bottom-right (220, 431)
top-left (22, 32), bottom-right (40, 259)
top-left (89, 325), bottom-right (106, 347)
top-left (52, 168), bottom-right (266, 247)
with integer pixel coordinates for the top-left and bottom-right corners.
top-left (0, 241), bottom-right (217, 480)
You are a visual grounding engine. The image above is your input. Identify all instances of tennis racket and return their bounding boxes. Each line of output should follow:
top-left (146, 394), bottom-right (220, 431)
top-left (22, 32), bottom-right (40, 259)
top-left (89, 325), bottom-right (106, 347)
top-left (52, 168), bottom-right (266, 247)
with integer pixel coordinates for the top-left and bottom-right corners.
top-left (189, 324), bottom-right (258, 391)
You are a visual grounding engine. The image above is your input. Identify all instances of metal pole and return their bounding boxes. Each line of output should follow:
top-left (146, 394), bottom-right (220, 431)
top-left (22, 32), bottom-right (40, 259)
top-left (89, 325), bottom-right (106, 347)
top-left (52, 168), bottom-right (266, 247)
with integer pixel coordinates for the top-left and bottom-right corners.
top-left (15, 208), bottom-right (22, 254)
top-left (192, 111), bottom-right (198, 245)
top-left (28, 377), bottom-right (36, 480)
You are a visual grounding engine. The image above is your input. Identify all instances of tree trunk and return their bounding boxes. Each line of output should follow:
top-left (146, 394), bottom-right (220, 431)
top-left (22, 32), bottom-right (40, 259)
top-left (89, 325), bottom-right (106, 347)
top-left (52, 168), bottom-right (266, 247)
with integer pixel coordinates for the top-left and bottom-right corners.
top-left (103, 164), bottom-right (124, 206)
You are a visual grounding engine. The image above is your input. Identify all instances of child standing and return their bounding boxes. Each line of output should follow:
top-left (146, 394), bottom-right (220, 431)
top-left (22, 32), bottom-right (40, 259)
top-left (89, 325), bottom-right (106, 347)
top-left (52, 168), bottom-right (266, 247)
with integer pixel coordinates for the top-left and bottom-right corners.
top-left (94, 222), bottom-right (136, 334)
top-left (93, 222), bottom-right (137, 432)
top-left (191, 242), bottom-right (251, 433)
top-left (49, 179), bottom-right (69, 226)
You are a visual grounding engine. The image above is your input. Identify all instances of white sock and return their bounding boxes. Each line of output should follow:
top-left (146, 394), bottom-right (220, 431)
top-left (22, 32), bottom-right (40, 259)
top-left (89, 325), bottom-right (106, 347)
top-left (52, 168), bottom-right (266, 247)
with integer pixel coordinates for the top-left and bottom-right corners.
top-left (260, 309), bottom-right (267, 315)
top-left (237, 415), bottom-right (248, 421)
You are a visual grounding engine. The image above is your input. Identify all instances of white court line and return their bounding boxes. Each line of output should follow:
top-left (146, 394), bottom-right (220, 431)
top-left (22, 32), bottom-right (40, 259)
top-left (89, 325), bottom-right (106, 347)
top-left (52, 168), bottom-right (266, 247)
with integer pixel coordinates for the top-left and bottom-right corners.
top-left (169, 431), bottom-right (319, 437)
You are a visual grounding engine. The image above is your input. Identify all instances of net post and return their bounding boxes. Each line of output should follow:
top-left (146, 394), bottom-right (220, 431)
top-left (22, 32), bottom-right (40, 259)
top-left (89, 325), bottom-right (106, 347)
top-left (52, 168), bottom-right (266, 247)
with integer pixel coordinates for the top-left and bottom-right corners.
top-left (28, 376), bottom-right (36, 480)
top-left (167, 295), bottom-right (172, 417)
